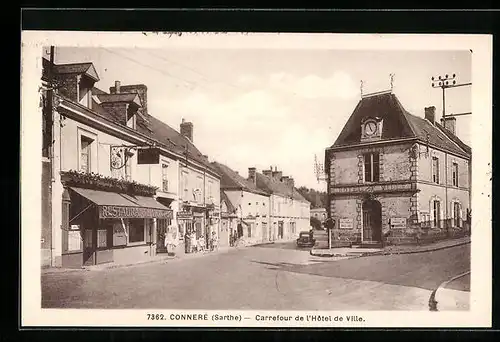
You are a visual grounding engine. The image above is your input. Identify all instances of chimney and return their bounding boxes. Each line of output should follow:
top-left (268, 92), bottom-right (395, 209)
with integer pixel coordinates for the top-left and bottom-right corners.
top-left (263, 169), bottom-right (273, 177)
top-left (281, 175), bottom-right (289, 183)
top-left (272, 169), bottom-right (282, 180)
top-left (441, 116), bottom-right (456, 135)
top-left (288, 177), bottom-right (295, 188)
top-left (180, 119), bottom-right (194, 142)
top-left (114, 81), bottom-right (121, 93)
top-left (425, 106), bottom-right (436, 124)
top-left (248, 167), bottom-right (256, 185)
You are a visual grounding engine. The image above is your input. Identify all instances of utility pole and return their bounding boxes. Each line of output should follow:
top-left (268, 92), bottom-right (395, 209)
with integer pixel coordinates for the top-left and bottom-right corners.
top-left (431, 73), bottom-right (472, 119)
top-left (431, 73), bottom-right (472, 236)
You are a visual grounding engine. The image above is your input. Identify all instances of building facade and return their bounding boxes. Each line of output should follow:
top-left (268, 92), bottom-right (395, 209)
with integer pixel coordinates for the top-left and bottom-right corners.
top-left (40, 57), bottom-right (220, 268)
top-left (325, 90), bottom-right (471, 246)
top-left (211, 162), bottom-right (271, 246)
top-left (255, 167), bottom-right (311, 241)
top-left (310, 208), bottom-right (327, 223)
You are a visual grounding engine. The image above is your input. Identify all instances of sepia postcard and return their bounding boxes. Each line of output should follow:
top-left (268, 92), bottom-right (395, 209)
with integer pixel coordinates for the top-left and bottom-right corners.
top-left (20, 31), bottom-right (492, 328)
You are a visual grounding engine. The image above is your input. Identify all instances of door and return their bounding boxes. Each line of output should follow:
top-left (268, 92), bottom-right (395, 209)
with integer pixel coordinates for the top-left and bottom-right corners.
top-left (362, 200), bottom-right (382, 242)
top-left (83, 228), bottom-right (95, 266)
top-left (278, 221), bottom-right (284, 239)
top-left (261, 222), bottom-right (268, 242)
top-left (156, 219), bottom-right (169, 253)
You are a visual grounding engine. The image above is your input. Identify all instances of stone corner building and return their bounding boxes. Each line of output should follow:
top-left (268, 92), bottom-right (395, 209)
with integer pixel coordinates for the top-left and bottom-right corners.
top-left (325, 90), bottom-right (471, 246)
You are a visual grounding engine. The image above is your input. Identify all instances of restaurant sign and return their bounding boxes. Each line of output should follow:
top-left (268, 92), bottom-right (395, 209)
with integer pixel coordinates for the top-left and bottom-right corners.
top-left (99, 205), bottom-right (173, 219)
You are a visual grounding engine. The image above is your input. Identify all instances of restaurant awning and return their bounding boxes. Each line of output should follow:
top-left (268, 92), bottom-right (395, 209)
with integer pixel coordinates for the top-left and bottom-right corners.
top-left (70, 187), bottom-right (173, 219)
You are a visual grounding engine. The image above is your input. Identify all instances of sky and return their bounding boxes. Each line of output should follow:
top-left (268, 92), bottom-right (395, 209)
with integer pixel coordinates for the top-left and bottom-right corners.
top-left (46, 46), bottom-right (471, 191)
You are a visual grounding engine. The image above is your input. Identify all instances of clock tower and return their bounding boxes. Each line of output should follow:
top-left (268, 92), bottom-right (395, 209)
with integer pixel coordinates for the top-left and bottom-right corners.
top-left (360, 116), bottom-right (383, 142)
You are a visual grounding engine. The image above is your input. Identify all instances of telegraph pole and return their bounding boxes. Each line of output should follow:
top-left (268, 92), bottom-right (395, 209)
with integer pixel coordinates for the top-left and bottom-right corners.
top-left (431, 73), bottom-right (472, 237)
top-left (431, 73), bottom-right (472, 119)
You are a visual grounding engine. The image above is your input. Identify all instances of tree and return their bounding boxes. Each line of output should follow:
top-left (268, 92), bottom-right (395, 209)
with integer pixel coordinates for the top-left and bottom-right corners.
top-left (310, 216), bottom-right (322, 230)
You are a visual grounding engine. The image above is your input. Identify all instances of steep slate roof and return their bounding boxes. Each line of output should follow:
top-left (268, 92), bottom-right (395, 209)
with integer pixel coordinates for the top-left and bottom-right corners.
top-left (42, 58), bottom-right (100, 82)
top-left (211, 162), bottom-right (269, 196)
top-left (331, 91), bottom-right (470, 158)
top-left (96, 93), bottom-right (142, 106)
top-left (89, 86), bottom-right (218, 175)
top-left (255, 172), bottom-right (309, 203)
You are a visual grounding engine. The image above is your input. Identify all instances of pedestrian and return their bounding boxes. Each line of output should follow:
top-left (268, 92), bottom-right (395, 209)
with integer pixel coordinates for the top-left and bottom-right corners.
top-left (184, 230), bottom-right (190, 254)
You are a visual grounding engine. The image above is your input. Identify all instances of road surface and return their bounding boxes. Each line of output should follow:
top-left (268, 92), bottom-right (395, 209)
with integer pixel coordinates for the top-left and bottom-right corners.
top-left (41, 242), bottom-right (470, 310)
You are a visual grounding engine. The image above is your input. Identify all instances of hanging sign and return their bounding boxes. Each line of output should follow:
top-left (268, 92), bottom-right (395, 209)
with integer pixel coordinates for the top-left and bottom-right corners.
top-left (137, 147), bottom-right (160, 165)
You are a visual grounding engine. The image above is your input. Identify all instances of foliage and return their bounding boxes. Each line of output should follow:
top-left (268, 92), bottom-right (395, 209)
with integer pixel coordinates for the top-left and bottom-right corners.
top-left (310, 216), bottom-right (323, 230)
top-left (296, 186), bottom-right (327, 209)
top-left (60, 170), bottom-right (158, 197)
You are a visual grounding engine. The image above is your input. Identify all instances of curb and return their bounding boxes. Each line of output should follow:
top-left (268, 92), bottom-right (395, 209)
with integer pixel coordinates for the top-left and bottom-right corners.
top-left (309, 239), bottom-right (470, 258)
top-left (431, 271), bottom-right (471, 311)
top-left (251, 242), bottom-right (275, 247)
top-left (42, 247), bottom-right (239, 274)
top-left (360, 240), bottom-right (470, 257)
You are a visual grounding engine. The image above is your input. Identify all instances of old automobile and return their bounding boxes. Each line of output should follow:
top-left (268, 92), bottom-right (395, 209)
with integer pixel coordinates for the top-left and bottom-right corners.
top-left (296, 231), bottom-right (315, 248)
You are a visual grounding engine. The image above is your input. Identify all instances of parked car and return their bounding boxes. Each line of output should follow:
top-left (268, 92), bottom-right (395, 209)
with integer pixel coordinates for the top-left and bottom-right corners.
top-left (296, 231), bottom-right (316, 248)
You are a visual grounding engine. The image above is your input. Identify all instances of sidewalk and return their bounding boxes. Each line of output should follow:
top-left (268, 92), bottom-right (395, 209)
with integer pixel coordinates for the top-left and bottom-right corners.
top-left (431, 271), bottom-right (470, 311)
top-left (41, 245), bottom-right (240, 274)
top-left (310, 236), bottom-right (470, 258)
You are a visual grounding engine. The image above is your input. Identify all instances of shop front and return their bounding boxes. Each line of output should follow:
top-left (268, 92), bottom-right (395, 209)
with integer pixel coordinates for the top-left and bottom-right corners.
top-left (61, 186), bottom-right (173, 268)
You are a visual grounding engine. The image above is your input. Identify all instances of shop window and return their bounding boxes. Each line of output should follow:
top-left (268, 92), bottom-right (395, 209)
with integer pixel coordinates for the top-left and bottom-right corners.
top-left (452, 163), bottom-right (459, 187)
top-left (363, 152), bottom-right (379, 182)
top-left (97, 229), bottom-right (107, 248)
top-left (112, 220), bottom-right (127, 246)
top-left (129, 218), bottom-right (145, 243)
top-left (432, 157), bottom-right (440, 184)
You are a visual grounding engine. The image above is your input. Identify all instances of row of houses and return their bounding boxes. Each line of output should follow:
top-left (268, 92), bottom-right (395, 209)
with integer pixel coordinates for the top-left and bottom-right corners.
top-left (40, 55), bottom-right (310, 269)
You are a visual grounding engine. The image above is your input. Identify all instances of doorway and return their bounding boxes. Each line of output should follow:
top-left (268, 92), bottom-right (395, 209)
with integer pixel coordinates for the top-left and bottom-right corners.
top-left (362, 199), bottom-right (382, 242)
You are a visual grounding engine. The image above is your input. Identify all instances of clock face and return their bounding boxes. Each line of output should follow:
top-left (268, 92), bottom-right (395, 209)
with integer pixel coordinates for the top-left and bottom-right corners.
top-left (365, 121), bottom-right (377, 135)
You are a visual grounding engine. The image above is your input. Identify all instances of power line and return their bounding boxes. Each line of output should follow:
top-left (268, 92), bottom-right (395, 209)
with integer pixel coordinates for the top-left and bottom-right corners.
top-left (101, 47), bottom-right (207, 91)
top-left (144, 50), bottom-right (245, 93)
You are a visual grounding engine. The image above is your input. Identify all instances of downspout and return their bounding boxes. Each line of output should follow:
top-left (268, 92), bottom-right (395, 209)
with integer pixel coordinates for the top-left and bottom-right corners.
top-left (48, 46), bottom-right (56, 266)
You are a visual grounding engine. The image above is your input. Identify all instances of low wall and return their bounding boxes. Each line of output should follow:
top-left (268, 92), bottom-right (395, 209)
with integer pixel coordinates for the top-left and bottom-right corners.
top-left (113, 244), bottom-right (153, 265)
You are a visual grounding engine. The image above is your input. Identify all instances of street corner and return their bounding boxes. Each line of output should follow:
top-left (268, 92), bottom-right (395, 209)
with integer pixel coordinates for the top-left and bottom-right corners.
top-left (434, 288), bottom-right (470, 311)
top-left (433, 272), bottom-right (471, 311)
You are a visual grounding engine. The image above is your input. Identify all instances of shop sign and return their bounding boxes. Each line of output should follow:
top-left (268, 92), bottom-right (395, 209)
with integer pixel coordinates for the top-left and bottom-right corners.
top-left (177, 211), bottom-right (194, 220)
top-left (99, 205), bottom-right (173, 219)
top-left (339, 218), bottom-right (354, 229)
top-left (390, 217), bottom-right (407, 229)
top-left (70, 224), bottom-right (80, 230)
